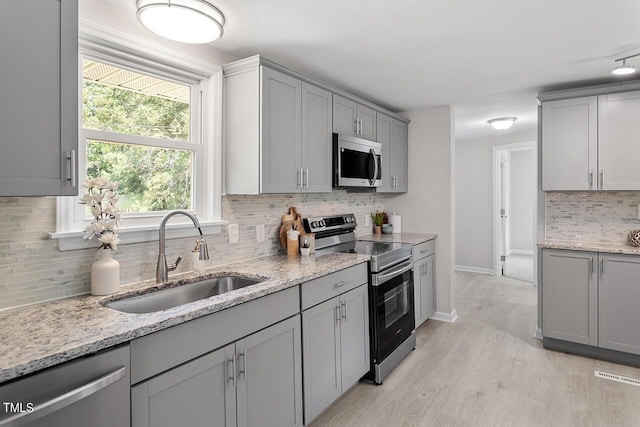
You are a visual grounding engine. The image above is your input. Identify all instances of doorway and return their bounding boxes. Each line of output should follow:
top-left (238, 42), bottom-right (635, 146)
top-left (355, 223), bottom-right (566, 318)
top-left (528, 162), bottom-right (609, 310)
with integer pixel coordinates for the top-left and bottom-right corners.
top-left (493, 142), bottom-right (536, 283)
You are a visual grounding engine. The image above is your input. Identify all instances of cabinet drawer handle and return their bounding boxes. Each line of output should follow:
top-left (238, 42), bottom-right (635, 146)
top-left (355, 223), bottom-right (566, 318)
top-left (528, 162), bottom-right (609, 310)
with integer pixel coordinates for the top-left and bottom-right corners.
top-left (341, 301), bottom-right (347, 322)
top-left (333, 280), bottom-right (349, 288)
top-left (600, 258), bottom-right (604, 278)
top-left (354, 119), bottom-right (359, 134)
top-left (600, 170), bottom-right (604, 188)
top-left (335, 304), bottom-right (340, 324)
top-left (238, 350), bottom-right (246, 380)
top-left (589, 170), bottom-right (594, 188)
top-left (0, 367), bottom-right (126, 426)
top-left (67, 149), bottom-right (77, 188)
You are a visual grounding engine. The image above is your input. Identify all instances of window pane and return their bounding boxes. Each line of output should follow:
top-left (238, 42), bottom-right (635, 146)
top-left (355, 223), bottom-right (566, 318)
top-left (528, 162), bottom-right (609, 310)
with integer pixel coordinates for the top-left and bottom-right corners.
top-left (87, 140), bottom-right (193, 213)
top-left (83, 59), bottom-right (191, 141)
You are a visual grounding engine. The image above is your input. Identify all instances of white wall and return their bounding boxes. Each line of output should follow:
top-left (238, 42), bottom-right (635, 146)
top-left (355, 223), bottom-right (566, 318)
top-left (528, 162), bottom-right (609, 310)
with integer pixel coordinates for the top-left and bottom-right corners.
top-left (509, 150), bottom-right (533, 253)
top-left (384, 106), bottom-right (457, 322)
top-left (455, 130), bottom-right (536, 272)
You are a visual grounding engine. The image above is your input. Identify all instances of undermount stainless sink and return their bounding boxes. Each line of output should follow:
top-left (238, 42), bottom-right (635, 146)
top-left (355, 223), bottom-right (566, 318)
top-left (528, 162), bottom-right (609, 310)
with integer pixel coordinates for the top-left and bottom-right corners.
top-left (104, 275), bottom-right (263, 314)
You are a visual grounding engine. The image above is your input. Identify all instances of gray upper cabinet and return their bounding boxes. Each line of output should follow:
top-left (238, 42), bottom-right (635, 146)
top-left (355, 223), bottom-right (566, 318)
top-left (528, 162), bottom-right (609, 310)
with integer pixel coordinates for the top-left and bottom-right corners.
top-left (598, 91), bottom-right (640, 190)
top-left (0, 0), bottom-right (78, 196)
top-left (332, 94), bottom-right (376, 140)
top-left (376, 114), bottom-right (408, 193)
top-left (542, 249), bottom-right (597, 346)
top-left (261, 67), bottom-right (301, 193)
top-left (541, 97), bottom-right (597, 191)
top-left (598, 254), bottom-right (640, 356)
top-left (541, 87), bottom-right (640, 191)
top-left (224, 59), bottom-right (332, 194)
top-left (301, 82), bottom-right (333, 193)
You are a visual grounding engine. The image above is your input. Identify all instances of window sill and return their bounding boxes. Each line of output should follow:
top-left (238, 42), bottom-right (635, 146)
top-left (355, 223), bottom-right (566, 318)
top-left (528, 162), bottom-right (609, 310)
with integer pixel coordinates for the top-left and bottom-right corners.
top-left (50, 220), bottom-right (227, 251)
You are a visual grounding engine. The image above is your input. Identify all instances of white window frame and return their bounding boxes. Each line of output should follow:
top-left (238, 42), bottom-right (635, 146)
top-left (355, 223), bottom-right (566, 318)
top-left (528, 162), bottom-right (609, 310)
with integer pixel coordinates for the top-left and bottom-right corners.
top-left (51, 23), bottom-right (225, 251)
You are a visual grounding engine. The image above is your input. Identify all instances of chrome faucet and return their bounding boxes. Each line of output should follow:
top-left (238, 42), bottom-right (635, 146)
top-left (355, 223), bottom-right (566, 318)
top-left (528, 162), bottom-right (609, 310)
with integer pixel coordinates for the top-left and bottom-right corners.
top-left (157, 210), bottom-right (210, 283)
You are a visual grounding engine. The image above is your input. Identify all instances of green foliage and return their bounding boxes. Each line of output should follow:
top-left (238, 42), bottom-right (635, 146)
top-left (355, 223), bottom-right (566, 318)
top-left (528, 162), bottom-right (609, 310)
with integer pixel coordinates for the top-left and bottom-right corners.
top-left (371, 210), bottom-right (386, 226)
top-left (83, 81), bottom-right (193, 213)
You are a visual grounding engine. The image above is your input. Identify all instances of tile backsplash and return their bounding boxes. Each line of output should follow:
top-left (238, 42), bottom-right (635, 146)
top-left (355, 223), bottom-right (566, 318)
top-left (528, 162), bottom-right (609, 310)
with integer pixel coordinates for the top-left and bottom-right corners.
top-left (545, 191), bottom-right (640, 244)
top-left (0, 191), bottom-right (382, 309)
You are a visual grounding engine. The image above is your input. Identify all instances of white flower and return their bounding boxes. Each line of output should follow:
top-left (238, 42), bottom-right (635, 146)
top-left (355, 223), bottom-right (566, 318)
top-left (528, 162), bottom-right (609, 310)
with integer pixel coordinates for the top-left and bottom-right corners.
top-left (106, 182), bottom-right (119, 191)
top-left (79, 193), bottom-right (93, 204)
top-left (81, 177), bottom-right (96, 189)
top-left (92, 192), bottom-right (104, 203)
top-left (94, 177), bottom-right (108, 188)
top-left (98, 233), bottom-right (120, 250)
top-left (91, 205), bottom-right (102, 218)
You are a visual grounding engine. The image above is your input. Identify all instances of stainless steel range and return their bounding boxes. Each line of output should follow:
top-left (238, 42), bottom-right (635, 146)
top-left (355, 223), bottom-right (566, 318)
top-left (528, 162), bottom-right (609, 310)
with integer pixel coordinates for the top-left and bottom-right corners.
top-left (304, 214), bottom-right (416, 385)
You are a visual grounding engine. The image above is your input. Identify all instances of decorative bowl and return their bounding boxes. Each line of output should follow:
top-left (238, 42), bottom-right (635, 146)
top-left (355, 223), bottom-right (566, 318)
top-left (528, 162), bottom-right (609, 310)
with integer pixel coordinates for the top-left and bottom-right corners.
top-left (627, 229), bottom-right (640, 247)
top-left (382, 224), bottom-right (393, 234)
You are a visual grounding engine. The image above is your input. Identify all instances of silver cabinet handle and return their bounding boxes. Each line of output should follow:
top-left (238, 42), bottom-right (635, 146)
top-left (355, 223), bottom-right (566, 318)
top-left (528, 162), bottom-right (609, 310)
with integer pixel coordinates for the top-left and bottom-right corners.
top-left (589, 171), bottom-right (594, 189)
top-left (0, 367), bottom-right (126, 426)
top-left (228, 355), bottom-right (236, 386)
top-left (333, 280), bottom-right (349, 289)
top-left (67, 149), bottom-right (77, 188)
top-left (341, 301), bottom-right (347, 322)
top-left (354, 119), bottom-right (359, 134)
top-left (304, 168), bottom-right (309, 188)
top-left (600, 170), bottom-right (604, 188)
top-left (335, 304), bottom-right (340, 324)
top-left (238, 350), bottom-right (246, 380)
top-left (600, 258), bottom-right (604, 278)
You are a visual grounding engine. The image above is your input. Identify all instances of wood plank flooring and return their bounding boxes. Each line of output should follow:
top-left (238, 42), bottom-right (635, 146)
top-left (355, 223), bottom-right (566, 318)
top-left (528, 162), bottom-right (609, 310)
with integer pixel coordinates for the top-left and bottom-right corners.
top-left (310, 271), bottom-right (640, 427)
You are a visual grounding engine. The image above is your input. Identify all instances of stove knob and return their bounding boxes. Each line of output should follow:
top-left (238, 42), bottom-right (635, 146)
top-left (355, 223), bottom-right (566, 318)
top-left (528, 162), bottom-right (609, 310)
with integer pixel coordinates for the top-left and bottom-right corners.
top-left (319, 220), bottom-right (326, 227)
top-left (311, 221), bottom-right (318, 228)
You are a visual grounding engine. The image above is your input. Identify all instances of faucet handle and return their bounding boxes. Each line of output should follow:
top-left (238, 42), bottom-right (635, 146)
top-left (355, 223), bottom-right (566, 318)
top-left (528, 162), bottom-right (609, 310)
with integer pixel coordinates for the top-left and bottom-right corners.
top-left (168, 256), bottom-right (183, 272)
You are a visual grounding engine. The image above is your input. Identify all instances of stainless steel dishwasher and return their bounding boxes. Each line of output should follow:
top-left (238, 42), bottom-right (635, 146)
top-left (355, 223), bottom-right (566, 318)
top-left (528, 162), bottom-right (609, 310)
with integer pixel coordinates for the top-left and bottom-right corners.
top-left (0, 345), bottom-right (130, 427)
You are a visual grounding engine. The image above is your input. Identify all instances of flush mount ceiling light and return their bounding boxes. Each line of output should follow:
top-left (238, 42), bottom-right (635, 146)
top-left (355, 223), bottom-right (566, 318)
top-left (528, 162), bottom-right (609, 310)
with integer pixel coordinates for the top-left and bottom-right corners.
top-left (487, 117), bottom-right (517, 130)
top-left (612, 54), bottom-right (640, 76)
top-left (136, 0), bottom-right (225, 44)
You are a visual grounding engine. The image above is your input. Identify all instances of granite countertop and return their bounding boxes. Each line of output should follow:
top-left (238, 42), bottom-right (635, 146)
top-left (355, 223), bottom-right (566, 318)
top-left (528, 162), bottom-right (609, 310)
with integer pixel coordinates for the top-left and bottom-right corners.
top-left (0, 252), bottom-right (369, 384)
top-left (538, 240), bottom-right (640, 255)
top-left (358, 232), bottom-right (438, 245)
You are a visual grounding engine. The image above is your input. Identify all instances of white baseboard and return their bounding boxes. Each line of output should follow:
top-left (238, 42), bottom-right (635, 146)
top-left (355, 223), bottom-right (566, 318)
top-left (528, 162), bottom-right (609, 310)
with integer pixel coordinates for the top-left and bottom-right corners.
top-left (509, 250), bottom-right (534, 256)
top-left (431, 309), bottom-right (458, 323)
top-left (455, 265), bottom-right (493, 275)
top-left (534, 327), bottom-right (543, 340)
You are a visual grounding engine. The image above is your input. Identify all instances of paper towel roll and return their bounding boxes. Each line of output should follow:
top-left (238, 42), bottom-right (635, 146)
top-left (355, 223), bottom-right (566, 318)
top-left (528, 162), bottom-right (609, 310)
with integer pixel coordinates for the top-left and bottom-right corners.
top-left (388, 213), bottom-right (401, 234)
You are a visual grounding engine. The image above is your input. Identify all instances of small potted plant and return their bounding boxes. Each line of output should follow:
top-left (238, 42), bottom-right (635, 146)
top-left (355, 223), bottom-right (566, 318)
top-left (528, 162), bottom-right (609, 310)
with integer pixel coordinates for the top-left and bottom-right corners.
top-left (300, 238), bottom-right (311, 256)
top-left (371, 210), bottom-right (386, 234)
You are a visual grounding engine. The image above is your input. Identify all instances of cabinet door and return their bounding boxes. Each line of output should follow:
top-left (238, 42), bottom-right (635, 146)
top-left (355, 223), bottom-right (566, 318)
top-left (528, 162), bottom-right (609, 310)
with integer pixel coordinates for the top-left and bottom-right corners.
top-left (339, 284), bottom-right (370, 391)
top-left (376, 113), bottom-right (394, 192)
top-left (302, 298), bottom-right (341, 424)
top-left (599, 254), bottom-right (640, 355)
top-left (391, 119), bottom-right (408, 192)
top-left (131, 344), bottom-right (235, 427)
top-left (236, 315), bottom-right (303, 427)
top-left (416, 254), bottom-right (435, 327)
top-left (357, 104), bottom-right (377, 140)
top-left (301, 82), bottom-right (332, 193)
top-left (542, 250), bottom-right (597, 346)
top-left (598, 91), bottom-right (640, 190)
top-left (0, 0), bottom-right (78, 196)
top-left (260, 66), bottom-right (302, 193)
top-left (541, 97), bottom-right (597, 191)
top-left (333, 94), bottom-right (358, 136)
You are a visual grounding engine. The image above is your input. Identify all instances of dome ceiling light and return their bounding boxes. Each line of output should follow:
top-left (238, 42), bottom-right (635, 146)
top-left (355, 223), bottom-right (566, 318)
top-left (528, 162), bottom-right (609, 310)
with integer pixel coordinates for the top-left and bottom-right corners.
top-left (612, 54), bottom-right (639, 76)
top-left (136, 0), bottom-right (225, 44)
top-left (487, 117), bottom-right (517, 131)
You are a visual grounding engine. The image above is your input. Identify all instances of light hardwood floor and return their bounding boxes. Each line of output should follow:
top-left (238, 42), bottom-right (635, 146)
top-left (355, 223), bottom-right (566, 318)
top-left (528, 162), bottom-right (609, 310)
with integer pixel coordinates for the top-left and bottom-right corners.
top-left (310, 271), bottom-right (640, 427)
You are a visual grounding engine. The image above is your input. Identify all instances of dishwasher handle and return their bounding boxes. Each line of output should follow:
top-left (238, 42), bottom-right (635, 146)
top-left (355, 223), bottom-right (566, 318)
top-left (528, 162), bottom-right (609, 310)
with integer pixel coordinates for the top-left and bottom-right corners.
top-left (0, 366), bottom-right (126, 426)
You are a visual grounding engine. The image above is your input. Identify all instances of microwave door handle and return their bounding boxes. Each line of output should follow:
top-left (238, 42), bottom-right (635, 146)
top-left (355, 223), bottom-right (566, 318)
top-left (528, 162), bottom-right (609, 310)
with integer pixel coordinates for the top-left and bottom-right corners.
top-left (369, 149), bottom-right (378, 185)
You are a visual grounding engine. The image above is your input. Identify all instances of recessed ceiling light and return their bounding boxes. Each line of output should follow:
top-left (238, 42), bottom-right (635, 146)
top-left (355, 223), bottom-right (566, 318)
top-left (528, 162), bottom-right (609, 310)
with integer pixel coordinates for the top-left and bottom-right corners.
top-left (487, 117), bottom-right (517, 130)
top-left (136, 0), bottom-right (225, 44)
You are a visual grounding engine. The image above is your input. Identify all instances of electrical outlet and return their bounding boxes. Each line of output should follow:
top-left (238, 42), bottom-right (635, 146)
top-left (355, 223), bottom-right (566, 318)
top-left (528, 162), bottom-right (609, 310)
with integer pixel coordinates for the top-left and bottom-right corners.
top-left (364, 214), bottom-right (370, 227)
top-left (256, 224), bottom-right (266, 242)
top-left (229, 224), bottom-right (239, 244)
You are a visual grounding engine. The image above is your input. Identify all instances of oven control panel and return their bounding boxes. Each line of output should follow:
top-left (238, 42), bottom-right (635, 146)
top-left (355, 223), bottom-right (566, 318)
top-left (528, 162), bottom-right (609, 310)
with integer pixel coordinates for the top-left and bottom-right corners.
top-left (303, 213), bottom-right (357, 234)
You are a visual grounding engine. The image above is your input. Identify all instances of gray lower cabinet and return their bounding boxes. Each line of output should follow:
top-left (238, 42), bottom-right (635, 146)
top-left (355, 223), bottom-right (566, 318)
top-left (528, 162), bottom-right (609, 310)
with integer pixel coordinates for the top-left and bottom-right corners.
top-left (543, 249), bottom-right (640, 356)
top-left (542, 249), bottom-right (597, 346)
top-left (414, 240), bottom-right (436, 327)
top-left (132, 315), bottom-right (303, 427)
top-left (0, 0), bottom-right (78, 196)
top-left (301, 269), bottom-right (369, 424)
top-left (599, 254), bottom-right (640, 355)
top-left (0, 346), bottom-right (130, 427)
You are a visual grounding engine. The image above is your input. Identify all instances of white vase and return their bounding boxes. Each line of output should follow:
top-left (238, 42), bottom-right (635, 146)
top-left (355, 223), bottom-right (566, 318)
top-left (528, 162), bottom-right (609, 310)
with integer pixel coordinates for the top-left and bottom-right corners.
top-left (91, 249), bottom-right (120, 296)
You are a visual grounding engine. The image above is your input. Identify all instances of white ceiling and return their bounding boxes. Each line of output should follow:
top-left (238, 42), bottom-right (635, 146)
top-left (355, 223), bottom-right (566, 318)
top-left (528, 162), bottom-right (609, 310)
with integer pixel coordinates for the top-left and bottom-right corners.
top-left (97, 0), bottom-right (640, 139)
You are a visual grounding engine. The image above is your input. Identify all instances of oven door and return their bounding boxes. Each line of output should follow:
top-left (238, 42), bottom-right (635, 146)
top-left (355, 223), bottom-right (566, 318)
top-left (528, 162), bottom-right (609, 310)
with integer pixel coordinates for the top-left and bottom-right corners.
top-left (334, 133), bottom-right (382, 187)
top-left (371, 261), bottom-right (415, 362)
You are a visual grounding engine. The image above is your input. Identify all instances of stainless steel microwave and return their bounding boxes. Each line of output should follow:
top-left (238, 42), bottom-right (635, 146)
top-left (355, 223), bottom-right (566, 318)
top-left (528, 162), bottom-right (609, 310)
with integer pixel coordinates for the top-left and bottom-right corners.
top-left (333, 133), bottom-right (382, 188)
